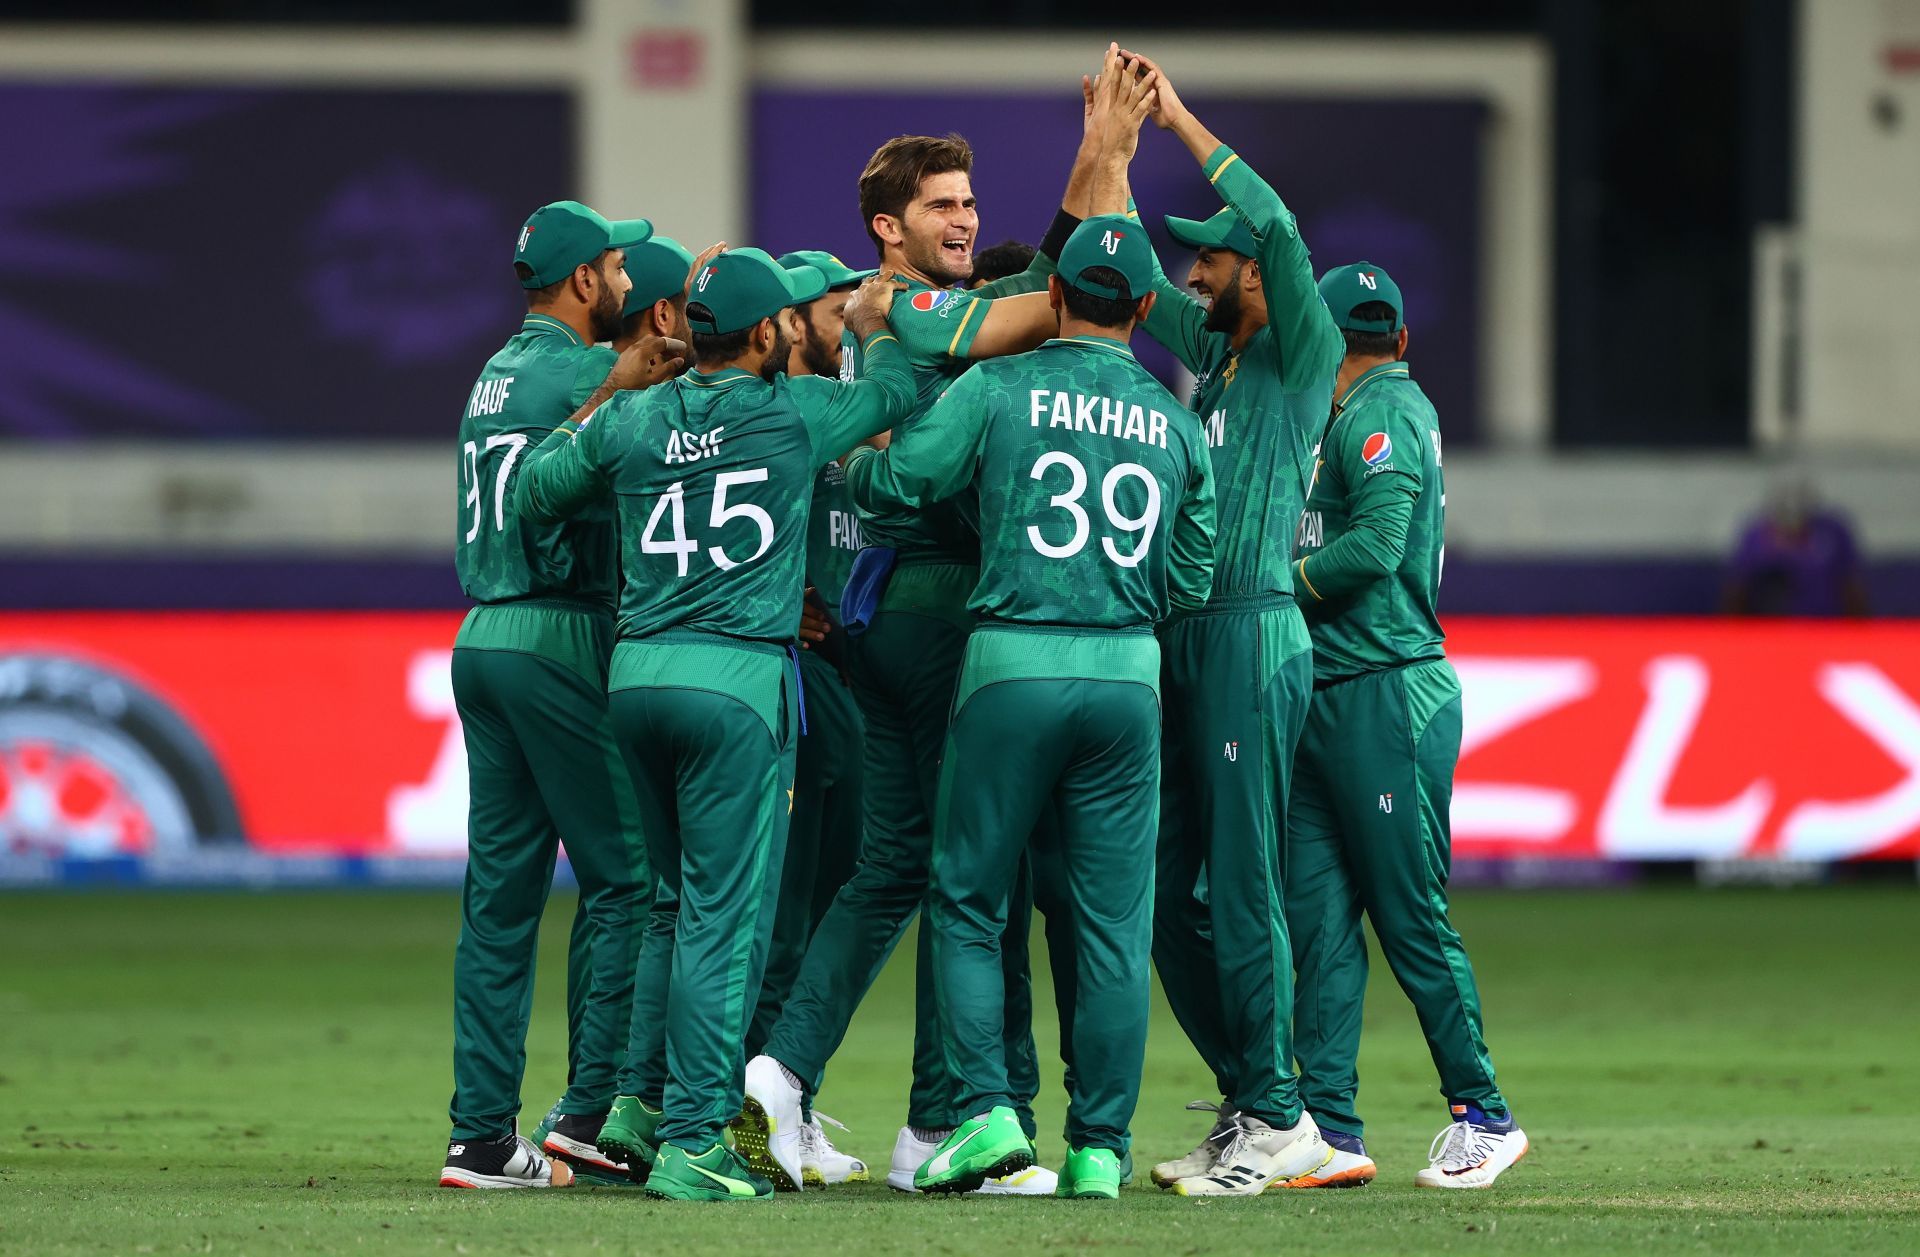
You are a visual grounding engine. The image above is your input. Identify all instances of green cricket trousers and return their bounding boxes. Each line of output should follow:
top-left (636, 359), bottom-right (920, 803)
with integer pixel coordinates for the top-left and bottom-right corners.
top-left (606, 633), bottom-right (797, 1153)
top-left (448, 600), bottom-right (649, 1141)
top-left (763, 563), bottom-right (1044, 1132)
top-left (1151, 595), bottom-right (1313, 1127)
top-left (931, 626), bottom-right (1160, 1154)
top-left (747, 648), bottom-right (864, 1058)
top-left (1286, 657), bottom-right (1506, 1139)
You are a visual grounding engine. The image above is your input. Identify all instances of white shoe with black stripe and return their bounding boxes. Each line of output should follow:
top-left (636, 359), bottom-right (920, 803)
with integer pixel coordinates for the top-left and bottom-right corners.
top-left (439, 1133), bottom-right (574, 1189)
top-left (1171, 1113), bottom-right (1331, 1197)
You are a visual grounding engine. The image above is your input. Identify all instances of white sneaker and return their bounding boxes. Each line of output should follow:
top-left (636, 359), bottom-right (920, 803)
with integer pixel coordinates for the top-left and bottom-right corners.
top-left (1414, 1107), bottom-right (1528, 1189)
top-left (887, 1126), bottom-right (946, 1192)
top-left (799, 1111), bottom-right (868, 1185)
top-left (1273, 1144), bottom-right (1377, 1189)
top-left (734, 1054), bottom-right (805, 1192)
top-left (439, 1133), bottom-right (574, 1189)
top-left (1171, 1113), bottom-right (1332, 1196)
top-left (886, 1125), bottom-right (1052, 1194)
top-left (975, 1164), bottom-right (1057, 1195)
top-left (1150, 1100), bottom-right (1239, 1188)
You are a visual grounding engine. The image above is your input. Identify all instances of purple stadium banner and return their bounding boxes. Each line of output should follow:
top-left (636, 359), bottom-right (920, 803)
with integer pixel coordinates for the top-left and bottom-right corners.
top-left (752, 89), bottom-right (1486, 440)
top-left (0, 83), bottom-right (571, 440)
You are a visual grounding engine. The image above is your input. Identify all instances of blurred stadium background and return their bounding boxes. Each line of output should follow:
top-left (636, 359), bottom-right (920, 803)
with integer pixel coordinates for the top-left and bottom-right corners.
top-left (5, 4), bottom-right (1920, 1253)
top-left (2, 0), bottom-right (1918, 878)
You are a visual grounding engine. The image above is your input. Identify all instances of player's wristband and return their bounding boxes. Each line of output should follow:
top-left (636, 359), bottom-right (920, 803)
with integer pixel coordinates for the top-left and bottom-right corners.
top-left (1038, 207), bottom-right (1083, 262)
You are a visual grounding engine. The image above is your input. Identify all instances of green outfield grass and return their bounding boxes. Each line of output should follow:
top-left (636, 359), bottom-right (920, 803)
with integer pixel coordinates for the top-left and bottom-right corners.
top-left (2, 886), bottom-right (1917, 1255)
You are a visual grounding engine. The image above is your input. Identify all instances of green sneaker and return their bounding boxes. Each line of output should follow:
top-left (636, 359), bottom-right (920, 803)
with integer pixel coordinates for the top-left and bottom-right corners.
top-left (914, 1107), bottom-right (1035, 1194)
top-left (1117, 1147), bottom-right (1134, 1187)
top-left (644, 1142), bottom-right (774, 1201)
top-left (529, 1097), bottom-right (565, 1146)
top-left (1055, 1147), bottom-right (1123, 1199)
top-left (596, 1095), bottom-right (664, 1176)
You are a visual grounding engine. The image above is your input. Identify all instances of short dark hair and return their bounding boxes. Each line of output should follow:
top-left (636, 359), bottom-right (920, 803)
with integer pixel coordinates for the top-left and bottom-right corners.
top-left (858, 133), bottom-right (974, 255)
top-left (689, 303), bottom-right (754, 365)
top-left (517, 250), bottom-right (615, 310)
top-left (1060, 266), bottom-right (1139, 329)
top-left (1339, 300), bottom-right (1401, 357)
top-left (970, 240), bottom-right (1036, 287)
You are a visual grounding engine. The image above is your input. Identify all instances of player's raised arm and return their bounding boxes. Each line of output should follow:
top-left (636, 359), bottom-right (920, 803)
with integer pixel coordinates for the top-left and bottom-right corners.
top-left (1166, 432), bottom-right (1219, 613)
top-left (516, 334), bottom-right (685, 523)
top-left (791, 275), bottom-right (917, 467)
top-left (842, 366), bottom-right (991, 515)
top-left (1128, 50), bottom-right (1343, 393)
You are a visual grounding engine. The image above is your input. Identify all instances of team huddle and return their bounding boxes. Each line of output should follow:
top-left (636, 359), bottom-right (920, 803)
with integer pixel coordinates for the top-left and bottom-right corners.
top-left (441, 46), bottom-right (1528, 1202)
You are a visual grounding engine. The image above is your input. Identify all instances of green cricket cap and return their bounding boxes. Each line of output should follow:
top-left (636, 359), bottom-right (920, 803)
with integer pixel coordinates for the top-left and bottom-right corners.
top-left (1057, 214), bottom-right (1155, 302)
top-left (622, 234), bottom-right (697, 316)
top-left (776, 250), bottom-right (877, 292)
top-left (1317, 261), bottom-right (1405, 332)
top-left (685, 247), bottom-right (829, 335)
top-left (514, 200), bottom-right (652, 289)
top-left (1164, 206), bottom-right (1259, 260)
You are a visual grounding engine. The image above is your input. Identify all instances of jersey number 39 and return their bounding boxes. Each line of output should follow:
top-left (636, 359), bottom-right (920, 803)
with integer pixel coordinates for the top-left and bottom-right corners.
top-left (1026, 451), bottom-right (1161, 567)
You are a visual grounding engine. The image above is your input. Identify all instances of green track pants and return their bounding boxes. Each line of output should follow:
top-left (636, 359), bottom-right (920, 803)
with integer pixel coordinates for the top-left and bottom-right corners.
top-left (606, 639), bottom-right (796, 1152)
top-left (930, 630), bottom-right (1160, 1154)
top-left (1151, 599), bottom-right (1312, 1128)
top-left (763, 564), bottom-right (1046, 1132)
top-left (448, 603), bottom-right (648, 1141)
top-left (746, 649), bottom-right (864, 1058)
top-left (1287, 657), bottom-right (1506, 1139)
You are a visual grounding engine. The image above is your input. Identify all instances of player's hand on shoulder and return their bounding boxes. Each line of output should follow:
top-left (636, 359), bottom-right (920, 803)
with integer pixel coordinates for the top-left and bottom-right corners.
top-left (843, 273), bottom-right (908, 339)
top-left (607, 334), bottom-right (687, 391)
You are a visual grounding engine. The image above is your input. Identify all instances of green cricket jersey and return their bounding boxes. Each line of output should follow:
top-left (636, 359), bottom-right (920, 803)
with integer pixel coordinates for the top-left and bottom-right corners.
top-left (840, 265), bottom-right (1050, 569)
top-left (1292, 362), bottom-right (1446, 682)
top-left (806, 461), bottom-right (862, 619)
top-left (844, 335), bottom-right (1216, 629)
top-left (454, 313), bottom-right (621, 608)
top-left (515, 330), bottom-right (913, 643)
top-left (1141, 147), bottom-right (1344, 606)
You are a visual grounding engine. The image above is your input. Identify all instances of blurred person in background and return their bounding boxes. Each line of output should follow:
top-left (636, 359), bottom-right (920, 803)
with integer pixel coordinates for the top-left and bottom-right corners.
top-left (1288, 263), bottom-right (1528, 1191)
top-left (1119, 51), bottom-right (1341, 1197)
top-left (442, 201), bottom-right (668, 1191)
top-left (1723, 471), bottom-right (1869, 616)
top-left (968, 239), bottom-right (1037, 289)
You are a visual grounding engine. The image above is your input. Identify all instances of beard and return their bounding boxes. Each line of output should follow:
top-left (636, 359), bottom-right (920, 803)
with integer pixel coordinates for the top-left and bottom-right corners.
top-left (905, 228), bottom-right (972, 286)
top-left (799, 322), bottom-right (840, 378)
top-left (1202, 272), bottom-right (1245, 335)
top-left (759, 319), bottom-right (792, 384)
top-left (589, 280), bottom-right (624, 343)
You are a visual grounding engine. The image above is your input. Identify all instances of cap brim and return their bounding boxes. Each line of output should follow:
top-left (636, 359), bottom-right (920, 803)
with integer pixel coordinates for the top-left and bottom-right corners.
top-left (783, 264), bottom-right (830, 307)
top-left (829, 267), bottom-right (879, 289)
top-left (1164, 215), bottom-right (1224, 253)
top-left (607, 218), bottom-right (654, 248)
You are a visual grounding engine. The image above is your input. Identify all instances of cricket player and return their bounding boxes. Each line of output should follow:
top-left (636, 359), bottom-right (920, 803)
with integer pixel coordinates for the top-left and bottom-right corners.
top-left (739, 45), bottom-right (1150, 1195)
top-left (1287, 263), bottom-right (1527, 1190)
top-left (847, 213), bottom-right (1216, 1200)
top-left (1114, 52), bottom-right (1346, 1195)
top-left (969, 240), bottom-right (1037, 289)
top-left (738, 249), bottom-right (880, 1187)
top-left (441, 201), bottom-right (667, 1190)
top-left (614, 233), bottom-right (696, 353)
top-left (516, 250), bottom-right (911, 1201)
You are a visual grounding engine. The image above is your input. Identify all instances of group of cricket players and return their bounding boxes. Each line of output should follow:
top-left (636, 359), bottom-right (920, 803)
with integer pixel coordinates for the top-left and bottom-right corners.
top-left (439, 45), bottom-right (1528, 1202)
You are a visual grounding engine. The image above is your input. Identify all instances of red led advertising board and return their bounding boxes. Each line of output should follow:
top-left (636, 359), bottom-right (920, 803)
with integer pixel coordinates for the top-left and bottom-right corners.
top-left (2, 614), bottom-right (1916, 862)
